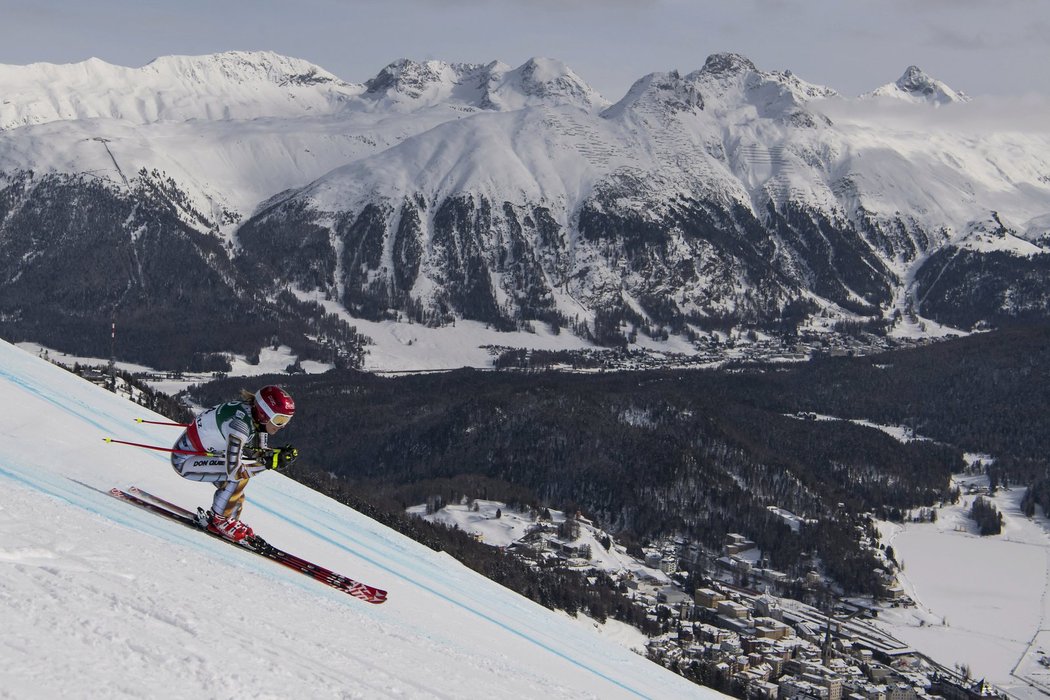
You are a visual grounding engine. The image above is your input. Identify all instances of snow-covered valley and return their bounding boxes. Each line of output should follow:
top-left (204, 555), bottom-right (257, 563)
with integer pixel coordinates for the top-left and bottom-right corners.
top-left (876, 476), bottom-right (1050, 698)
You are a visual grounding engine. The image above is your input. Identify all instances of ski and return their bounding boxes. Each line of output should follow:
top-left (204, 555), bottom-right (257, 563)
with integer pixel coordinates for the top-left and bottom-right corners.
top-left (127, 486), bottom-right (198, 517)
top-left (108, 487), bottom-right (387, 604)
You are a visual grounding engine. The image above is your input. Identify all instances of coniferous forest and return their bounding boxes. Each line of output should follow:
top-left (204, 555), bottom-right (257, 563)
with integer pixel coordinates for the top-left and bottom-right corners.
top-left (191, 322), bottom-right (1050, 596)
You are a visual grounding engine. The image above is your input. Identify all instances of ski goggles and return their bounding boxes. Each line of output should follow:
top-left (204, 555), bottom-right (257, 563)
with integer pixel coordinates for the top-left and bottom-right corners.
top-left (269, 413), bottom-right (292, 427)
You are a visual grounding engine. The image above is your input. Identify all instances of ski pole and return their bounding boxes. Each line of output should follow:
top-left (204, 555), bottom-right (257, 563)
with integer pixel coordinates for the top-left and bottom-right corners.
top-left (103, 437), bottom-right (215, 457)
top-left (135, 418), bottom-right (190, 428)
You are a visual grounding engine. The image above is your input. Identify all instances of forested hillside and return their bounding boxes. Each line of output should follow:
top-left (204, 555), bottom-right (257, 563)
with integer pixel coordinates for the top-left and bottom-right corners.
top-left (189, 326), bottom-right (1050, 593)
top-left (0, 171), bottom-right (369, 370)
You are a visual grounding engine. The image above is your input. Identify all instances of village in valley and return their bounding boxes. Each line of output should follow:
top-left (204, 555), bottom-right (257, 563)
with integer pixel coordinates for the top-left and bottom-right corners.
top-left (408, 497), bottom-right (1008, 700)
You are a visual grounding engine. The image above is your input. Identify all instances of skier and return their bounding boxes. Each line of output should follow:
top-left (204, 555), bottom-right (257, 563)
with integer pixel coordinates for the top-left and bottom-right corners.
top-left (170, 385), bottom-right (299, 542)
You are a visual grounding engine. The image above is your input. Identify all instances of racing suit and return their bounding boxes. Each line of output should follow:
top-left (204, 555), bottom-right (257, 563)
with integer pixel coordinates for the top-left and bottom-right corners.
top-left (170, 401), bottom-right (270, 520)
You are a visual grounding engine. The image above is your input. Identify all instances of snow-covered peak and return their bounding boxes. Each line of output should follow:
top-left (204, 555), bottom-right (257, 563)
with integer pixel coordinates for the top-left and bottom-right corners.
top-left (698, 52), bottom-right (758, 78)
top-left (364, 58), bottom-right (486, 104)
top-left (688, 53), bottom-right (837, 102)
top-left (143, 50), bottom-right (351, 89)
top-left (866, 65), bottom-right (970, 104)
top-left (0, 51), bottom-right (364, 129)
top-left (363, 57), bottom-right (607, 113)
top-left (601, 70), bottom-right (704, 120)
top-left (483, 57), bottom-right (609, 112)
top-left (684, 54), bottom-right (835, 126)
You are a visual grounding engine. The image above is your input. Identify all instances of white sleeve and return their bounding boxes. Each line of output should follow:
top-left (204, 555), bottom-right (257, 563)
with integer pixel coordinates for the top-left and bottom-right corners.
top-left (225, 433), bottom-right (245, 479)
top-left (224, 418), bottom-right (252, 479)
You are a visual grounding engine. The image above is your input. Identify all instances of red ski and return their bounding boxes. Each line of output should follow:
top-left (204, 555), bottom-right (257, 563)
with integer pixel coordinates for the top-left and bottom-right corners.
top-left (109, 487), bottom-right (387, 604)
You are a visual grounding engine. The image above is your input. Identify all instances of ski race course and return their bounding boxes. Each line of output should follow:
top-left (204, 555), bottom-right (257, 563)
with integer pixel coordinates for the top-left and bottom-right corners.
top-left (0, 338), bottom-right (715, 699)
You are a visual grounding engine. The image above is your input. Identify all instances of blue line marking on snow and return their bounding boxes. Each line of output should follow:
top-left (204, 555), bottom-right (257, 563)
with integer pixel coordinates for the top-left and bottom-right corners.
top-left (0, 462), bottom-right (50, 493)
top-left (251, 500), bottom-right (653, 700)
top-left (0, 462), bottom-right (352, 602)
top-left (0, 461), bottom-right (169, 538)
top-left (0, 367), bottom-right (112, 435)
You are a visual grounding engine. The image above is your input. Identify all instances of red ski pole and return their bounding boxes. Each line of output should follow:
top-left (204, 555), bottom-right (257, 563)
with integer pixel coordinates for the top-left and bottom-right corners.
top-left (135, 418), bottom-right (191, 428)
top-left (103, 437), bottom-right (214, 457)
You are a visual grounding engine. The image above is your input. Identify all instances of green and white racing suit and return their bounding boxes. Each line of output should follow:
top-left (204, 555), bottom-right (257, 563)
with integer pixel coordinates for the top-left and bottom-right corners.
top-left (171, 401), bottom-right (270, 520)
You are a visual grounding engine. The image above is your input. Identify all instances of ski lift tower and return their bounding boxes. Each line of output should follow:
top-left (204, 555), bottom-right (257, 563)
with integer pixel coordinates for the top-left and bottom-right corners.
top-left (108, 320), bottom-right (116, 392)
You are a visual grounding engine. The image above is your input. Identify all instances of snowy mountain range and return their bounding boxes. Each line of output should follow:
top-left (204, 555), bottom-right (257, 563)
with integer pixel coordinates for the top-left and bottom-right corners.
top-left (0, 337), bottom-right (713, 698)
top-left (1, 51), bottom-right (1048, 368)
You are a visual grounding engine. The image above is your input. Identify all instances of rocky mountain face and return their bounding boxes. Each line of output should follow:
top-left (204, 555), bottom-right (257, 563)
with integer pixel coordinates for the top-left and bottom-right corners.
top-left (1, 51), bottom-right (1048, 367)
top-left (0, 169), bottom-right (367, 370)
top-left (237, 53), bottom-right (1050, 343)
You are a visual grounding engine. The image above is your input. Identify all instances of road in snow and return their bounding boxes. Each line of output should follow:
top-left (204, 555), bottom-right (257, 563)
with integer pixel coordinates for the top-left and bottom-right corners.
top-left (0, 339), bottom-right (714, 699)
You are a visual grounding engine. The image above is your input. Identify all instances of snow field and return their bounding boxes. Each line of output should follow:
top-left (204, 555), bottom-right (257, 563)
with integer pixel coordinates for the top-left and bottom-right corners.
top-left (876, 476), bottom-right (1050, 699)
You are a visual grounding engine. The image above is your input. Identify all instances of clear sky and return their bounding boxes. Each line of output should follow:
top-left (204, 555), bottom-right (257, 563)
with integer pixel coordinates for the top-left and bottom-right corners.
top-left (2, 0), bottom-right (1049, 101)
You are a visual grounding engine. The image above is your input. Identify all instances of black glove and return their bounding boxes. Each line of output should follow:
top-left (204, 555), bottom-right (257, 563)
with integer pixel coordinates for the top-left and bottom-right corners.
top-left (264, 445), bottom-right (299, 471)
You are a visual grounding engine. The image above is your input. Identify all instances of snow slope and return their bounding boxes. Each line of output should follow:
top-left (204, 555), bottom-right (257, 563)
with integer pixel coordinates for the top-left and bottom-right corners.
top-left (0, 338), bottom-right (713, 699)
top-left (0, 52), bottom-right (609, 217)
top-left (0, 51), bottom-right (363, 128)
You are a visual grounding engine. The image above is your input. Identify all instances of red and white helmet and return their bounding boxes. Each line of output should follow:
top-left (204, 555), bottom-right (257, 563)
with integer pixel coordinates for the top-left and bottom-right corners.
top-left (253, 385), bottom-right (296, 427)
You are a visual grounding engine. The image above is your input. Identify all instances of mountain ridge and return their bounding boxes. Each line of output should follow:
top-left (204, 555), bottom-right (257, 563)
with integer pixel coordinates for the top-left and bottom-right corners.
top-left (0, 50), bottom-right (970, 129)
top-left (1, 50), bottom-right (1048, 368)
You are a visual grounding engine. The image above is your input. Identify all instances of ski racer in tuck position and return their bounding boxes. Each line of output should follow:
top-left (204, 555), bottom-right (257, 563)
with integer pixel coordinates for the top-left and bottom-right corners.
top-left (171, 385), bottom-right (299, 542)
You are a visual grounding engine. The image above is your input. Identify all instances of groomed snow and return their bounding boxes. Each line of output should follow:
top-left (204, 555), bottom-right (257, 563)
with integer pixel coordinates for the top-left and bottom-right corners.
top-left (0, 338), bottom-right (714, 699)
